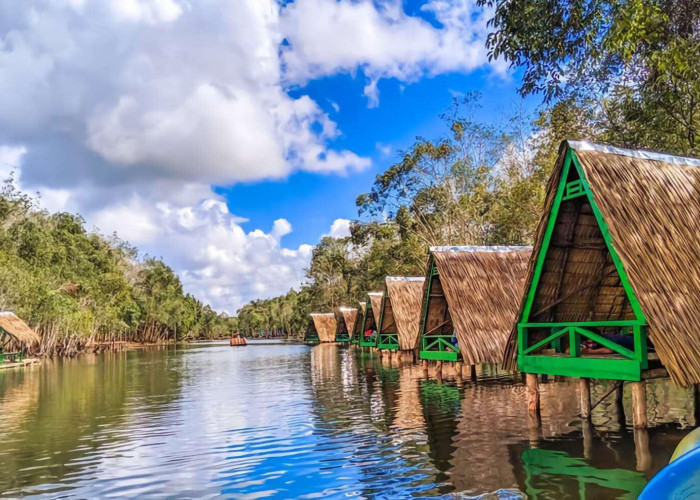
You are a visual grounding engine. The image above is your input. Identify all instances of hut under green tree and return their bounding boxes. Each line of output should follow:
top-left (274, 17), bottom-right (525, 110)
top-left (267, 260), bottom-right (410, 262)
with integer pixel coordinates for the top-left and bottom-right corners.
top-left (418, 246), bottom-right (530, 365)
top-left (0, 312), bottom-right (40, 364)
top-left (335, 307), bottom-right (357, 343)
top-left (377, 277), bottom-right (425, 351)
top-left (506, 141), bottom-right (700, 388)
top-left (359, 292), bottom-right (383, 347)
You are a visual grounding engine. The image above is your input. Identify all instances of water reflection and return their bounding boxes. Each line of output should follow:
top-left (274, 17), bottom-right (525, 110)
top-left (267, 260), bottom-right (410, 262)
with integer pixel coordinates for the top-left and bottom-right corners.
top-left (0, 342), bottom-right (693, 498)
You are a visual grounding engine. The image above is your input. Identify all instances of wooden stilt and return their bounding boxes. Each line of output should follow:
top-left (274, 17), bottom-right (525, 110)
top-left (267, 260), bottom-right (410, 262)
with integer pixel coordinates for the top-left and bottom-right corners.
top-left (630, 381), bottom-right (647, 429)
top-left (580, 378), bottom-right (592, 420)
top-left (436, 360), bottom-right (443, 382)
top-left (634, 427), bottom-right (652, 472)
top-left (526, 373), bottom-right (540, 415)
top-left (582, 420), bottom-right (593, 459)
top-left (422, 359), bottom-right (429, 377)
top-left (455, 361), bottom-right (463, 382)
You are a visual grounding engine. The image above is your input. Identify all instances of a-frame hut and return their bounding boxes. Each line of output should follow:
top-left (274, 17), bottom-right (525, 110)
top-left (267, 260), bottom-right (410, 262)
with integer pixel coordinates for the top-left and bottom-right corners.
top-left (0, 312), bottom-right (40, 363)
top-left (507, 140), bottom-right (700, 389)
top-left (304, 320), bottom-right (320, 344)
top-left (352, 301), bottom-right (366, 344)
top-left (310, 313), bottom-right (337, 343)
top-left (377, 277), bottom-right (425, 351)
top-left (359, 292), bottom-right (383, 347)
top-left (335, 307), bottom-right (357, 343)
top-left (418, 246), bottom-right (530, 365)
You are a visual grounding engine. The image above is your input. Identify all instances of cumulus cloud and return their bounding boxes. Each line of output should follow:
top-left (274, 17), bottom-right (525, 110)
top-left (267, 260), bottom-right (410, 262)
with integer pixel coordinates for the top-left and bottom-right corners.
top-left (0, 0), bottom-right (505, 312)
top-left (325, 218), bottom-right (352, 239)
top-left (280, 0), bottom-right (506, 105)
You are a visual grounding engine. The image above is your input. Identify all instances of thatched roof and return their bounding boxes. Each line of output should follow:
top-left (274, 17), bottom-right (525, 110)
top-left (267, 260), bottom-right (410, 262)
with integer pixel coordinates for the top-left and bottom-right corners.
top-left (385, 277), bottom-right (425, 350)
top-left (339, 307), bottom-right (359, 339)
top-left (310, 313), bottom-right (337, 343)
top-left (368, 292), bottom-right (383, 325)
top-left (0, 312), bottom-right (40, 345)
top-left (430, 246), bottom-right (531, 366)
top-left (505, 140), bottom-right (700, 386)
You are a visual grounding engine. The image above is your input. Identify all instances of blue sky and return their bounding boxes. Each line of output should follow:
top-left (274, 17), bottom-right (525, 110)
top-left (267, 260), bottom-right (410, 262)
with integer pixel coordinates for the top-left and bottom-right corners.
top-left (0, 0), bottom-right (540, 312)
top-left (220, 69), bottom-right (536, 248)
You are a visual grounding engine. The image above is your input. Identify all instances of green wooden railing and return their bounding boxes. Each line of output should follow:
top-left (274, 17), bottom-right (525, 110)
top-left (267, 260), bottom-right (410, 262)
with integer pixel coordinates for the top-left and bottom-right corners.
top-left (420, 333), bottom-right (459, 362)
top-left (0, 351), bottom-right (23, 365)
top-left (517, 320), bottom-right (647, 380)
top-left (336, 332), bottom-right (350, 342)
top-left (359, 333), bottom-right (377, 347)
top-left (377, 332), bottom-right (399, 350)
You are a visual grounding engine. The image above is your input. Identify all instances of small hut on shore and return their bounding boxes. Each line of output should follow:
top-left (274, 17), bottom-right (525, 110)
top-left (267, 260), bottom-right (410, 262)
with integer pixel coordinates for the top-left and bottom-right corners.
top-left (335, 307), bottom-right (357, 343)
top-left (506, 141), bottom-right (700, 394)
top-left (418, 246), bottom-right (530, 366)
top-left (359, 292), bottom-right (383, 347)
top-left (352, 301), bottom-right (366, 344)
top-left (304, 321), bottom-right (320, 344)
top-left (310, 313), bottom-right (337, 343)
top-left (377, 277), bottom-right (425, 351)
top-left (0, 312), bottom-right (40, 364)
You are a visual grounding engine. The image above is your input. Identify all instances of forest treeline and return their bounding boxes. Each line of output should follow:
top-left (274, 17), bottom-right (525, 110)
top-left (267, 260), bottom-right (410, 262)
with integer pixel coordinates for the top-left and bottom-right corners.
top-left (0, 181), bottom-right (236, 355)
top-left (236, 0), bottom-right (700, 338)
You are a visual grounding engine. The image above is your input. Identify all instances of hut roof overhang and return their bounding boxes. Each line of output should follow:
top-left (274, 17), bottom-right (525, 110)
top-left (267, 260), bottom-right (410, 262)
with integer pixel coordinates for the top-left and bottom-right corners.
top-left (426, 246), bottom-right (531, 365)
top-left (507, 140), bottom-right (700, 386)
top-left (0, 312), bottom-right (40, 345)
top-left (383, 277), bottom-right (425, 350)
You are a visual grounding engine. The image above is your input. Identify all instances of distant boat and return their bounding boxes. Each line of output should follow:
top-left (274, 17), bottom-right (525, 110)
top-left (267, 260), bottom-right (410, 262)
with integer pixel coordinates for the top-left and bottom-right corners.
top-left (230, 334), bottom-right (247, 346)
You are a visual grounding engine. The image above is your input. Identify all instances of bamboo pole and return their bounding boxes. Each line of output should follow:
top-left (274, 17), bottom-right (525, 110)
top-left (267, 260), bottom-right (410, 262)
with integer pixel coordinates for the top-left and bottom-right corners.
top-left (526, 373), bottom-right (540, 415)
top-left (630, 381), bottom-right (647, 429)
top-left (580, 378), bottom-right (592, 420)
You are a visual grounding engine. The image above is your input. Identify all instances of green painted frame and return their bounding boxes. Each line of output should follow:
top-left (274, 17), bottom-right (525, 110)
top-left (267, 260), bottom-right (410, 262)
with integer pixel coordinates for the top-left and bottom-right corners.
top-left (359, 297), bottom-right (378, 347)
top-left (376, 291), bottom-right (399, 350)
top-left (418, 256), bottom-right (460, 362)
top-left (516, 148), bottom-right (648, 380)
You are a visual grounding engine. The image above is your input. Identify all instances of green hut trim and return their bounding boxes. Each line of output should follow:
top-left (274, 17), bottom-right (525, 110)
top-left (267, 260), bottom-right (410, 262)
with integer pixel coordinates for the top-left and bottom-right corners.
top-left (378, 277), bottom-right (425, 351)
top-left (304, 322), bottom-right (320, 344)
top-left (359, 292), bottom-right (382, 347)
top-left (419, 246), bottom-right (530, 364)
top-left (335, 307), bottom-right (356, 342)
top-left (506, 140), bottom-right (700, 386)
top-left (352, 301), bottom-right (366, 344)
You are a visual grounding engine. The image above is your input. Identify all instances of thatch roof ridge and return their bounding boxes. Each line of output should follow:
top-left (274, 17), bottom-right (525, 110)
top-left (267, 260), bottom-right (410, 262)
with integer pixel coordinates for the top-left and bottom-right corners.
top-left (430, 245), bottom-right (531, 254)
top-left (567, 140), bottom-right (700, 167)
top-left (432, 248), bottom-right (531, 365)
top-left (385, 276), bottom-right (425, 350)
top-left (505, 141), bottom-right (700, 386)
top-left (0, 312), bottom-right (40, 345)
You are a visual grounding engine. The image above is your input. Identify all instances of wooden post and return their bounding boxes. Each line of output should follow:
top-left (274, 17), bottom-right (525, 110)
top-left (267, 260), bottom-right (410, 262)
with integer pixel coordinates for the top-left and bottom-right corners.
top-left (580, 378), bottom-right (592, 420)
top-left (455, 361), bottom-right (463, 382)
top-left (630, 381), bottom-right (647, 429)
top-left (422, 359), bottom-right (429, 377)
top-left (436, 360), bottom-right (443, 382)
top-left (526, 373), bottom-right (540, 415)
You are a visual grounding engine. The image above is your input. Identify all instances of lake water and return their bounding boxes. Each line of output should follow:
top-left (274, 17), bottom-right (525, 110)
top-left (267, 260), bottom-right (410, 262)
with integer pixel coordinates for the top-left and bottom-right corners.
top-left (0, 341), bottom-right (694, 498)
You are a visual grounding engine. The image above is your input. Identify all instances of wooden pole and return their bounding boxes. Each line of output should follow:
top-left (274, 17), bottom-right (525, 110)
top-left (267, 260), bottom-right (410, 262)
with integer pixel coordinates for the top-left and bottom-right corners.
top-left (580, 378), bottom-right (592, 420)
top-left (630, 381), bottom-right (647, 429)
top-left (455, 361), bottom-right (463, 383)
top-left (422, 359), bottom-right (429, 377)
top-left (436, 360), bottom-right (443, 382)
top-left (526, 373), bottom-right (540, 415)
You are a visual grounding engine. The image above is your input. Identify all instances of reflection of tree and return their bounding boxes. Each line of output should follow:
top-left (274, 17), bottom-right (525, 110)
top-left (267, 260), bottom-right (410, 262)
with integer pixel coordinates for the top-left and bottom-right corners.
top-left (0, 348), bottom-right (184, 493)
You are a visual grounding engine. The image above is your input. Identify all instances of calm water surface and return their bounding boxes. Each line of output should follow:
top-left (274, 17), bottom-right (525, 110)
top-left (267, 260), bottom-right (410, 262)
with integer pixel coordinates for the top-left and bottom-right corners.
top-left (0, 341), bottom-right (694, 498)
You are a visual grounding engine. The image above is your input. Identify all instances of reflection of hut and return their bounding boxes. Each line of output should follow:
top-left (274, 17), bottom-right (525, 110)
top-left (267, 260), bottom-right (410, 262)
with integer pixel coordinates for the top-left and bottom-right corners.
top-left (0, 312), bottom-right (40, 363)
top-left (335, 308), bottom-right (356, 343)
top-left (378, 277), bottom-right (425, 351)
top-left (359, 292), bottom-right (383, 347)
top-left (506, 141), bottom-right (700, 388)
top-left (393, 364), bottom-right (426, 431)
top-left (418, 247), bottom-right (530, 365)
top-left (311, 313), bottom-right (337, 343)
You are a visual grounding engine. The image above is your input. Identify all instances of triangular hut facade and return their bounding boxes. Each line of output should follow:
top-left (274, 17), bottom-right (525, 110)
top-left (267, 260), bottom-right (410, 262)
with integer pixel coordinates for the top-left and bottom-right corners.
top-left (310, 313), bottom-right (337, 343)
top-left (419, 246), bottom-right (530, 364)
top-left (360, 292), bottom-right (383, 347)
top-left (378, 277), bottom-right (425, 351)
top-left (352, 301), bottom-right (366, 344)
top-left (304, 320), bottom-right (320, 344)
top-left (507, 140), bottom-right (700, 387)
top-left (335, 307), bottom-right (356, 342)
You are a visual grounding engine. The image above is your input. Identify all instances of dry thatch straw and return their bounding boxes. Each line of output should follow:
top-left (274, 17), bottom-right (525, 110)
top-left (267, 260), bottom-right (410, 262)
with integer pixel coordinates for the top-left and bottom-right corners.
top-left (339, 307), bottom-right (359, 339)
top-left (0, 312), bottom-right (40, 346)
top-left (368, 292), bottom-right (383, 326)
top-left (385, 277), bottom-right (425, 350)
top-left (504, 140), bottom-right (700, 387)
top-left (429, 246), bottom-right (531, 366)
top-left (310, 313), bottom-right (337, 343)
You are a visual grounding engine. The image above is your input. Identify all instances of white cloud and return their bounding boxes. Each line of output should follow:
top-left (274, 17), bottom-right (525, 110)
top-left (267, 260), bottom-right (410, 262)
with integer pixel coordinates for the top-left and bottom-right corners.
top-left (325, 218), bottom-right (352, 239)
top-left (280, 0), bottom-right (507, 105)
